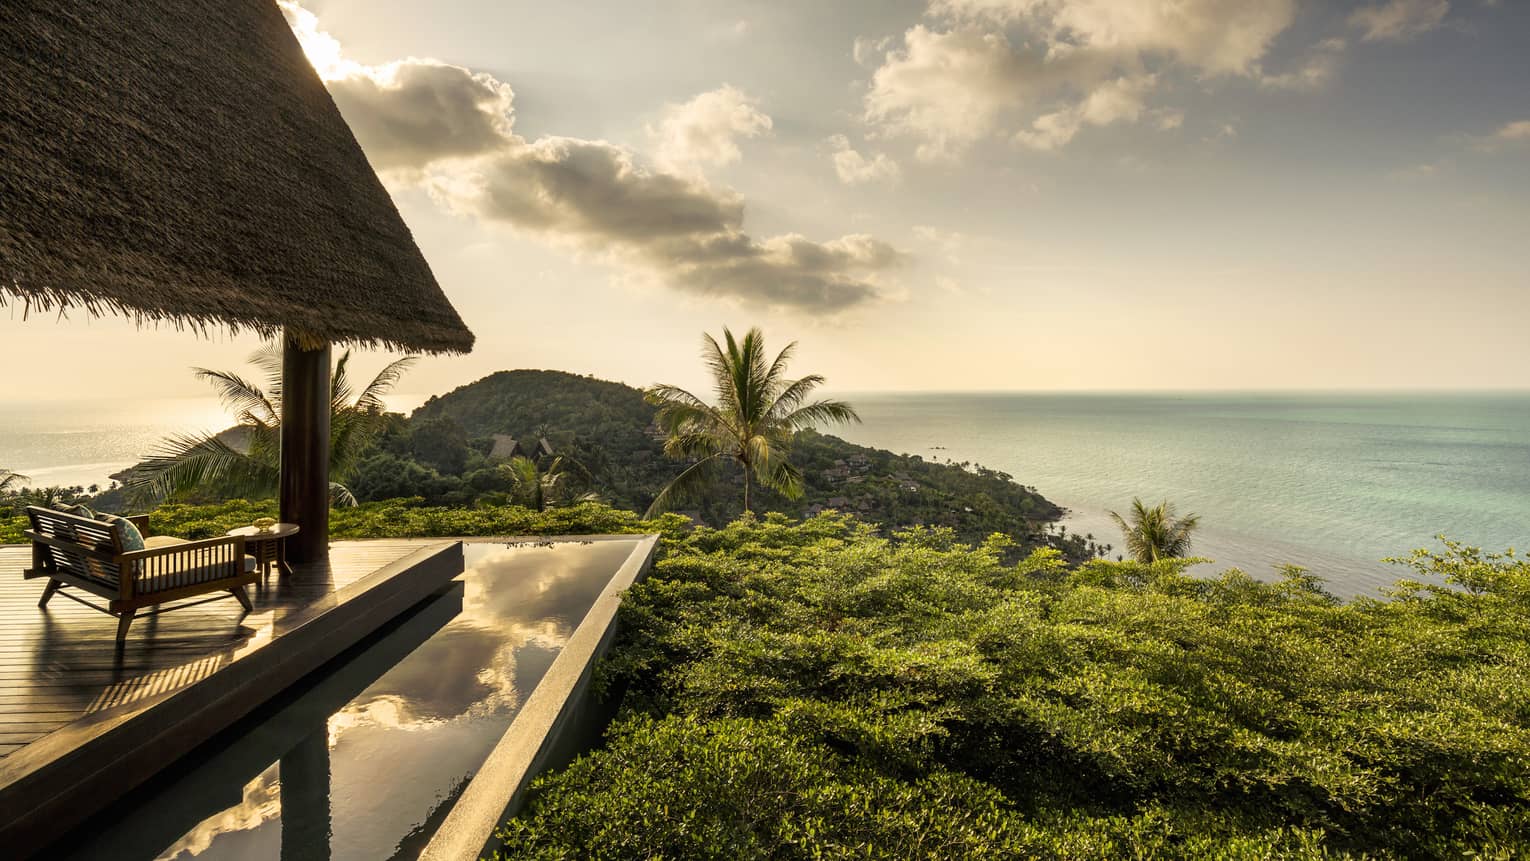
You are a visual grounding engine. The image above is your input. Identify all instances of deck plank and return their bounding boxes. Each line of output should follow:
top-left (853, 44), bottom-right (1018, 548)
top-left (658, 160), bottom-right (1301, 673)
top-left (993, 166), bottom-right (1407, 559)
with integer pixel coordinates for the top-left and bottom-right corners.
top-left (0, 540), bottom-right (433, 757)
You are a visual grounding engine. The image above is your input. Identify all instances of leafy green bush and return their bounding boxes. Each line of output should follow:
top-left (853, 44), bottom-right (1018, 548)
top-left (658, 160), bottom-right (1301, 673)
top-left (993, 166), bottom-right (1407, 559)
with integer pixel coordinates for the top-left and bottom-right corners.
top-left (499, 514), bottom-right (1530, 859)
top-left (0, 498), bottom-right (688, 544)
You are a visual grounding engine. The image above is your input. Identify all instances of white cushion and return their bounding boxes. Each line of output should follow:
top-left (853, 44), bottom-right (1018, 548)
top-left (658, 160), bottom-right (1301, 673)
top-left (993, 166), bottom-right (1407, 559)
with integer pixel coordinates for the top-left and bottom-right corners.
top-left (144, 535), bottom-right (189, 550)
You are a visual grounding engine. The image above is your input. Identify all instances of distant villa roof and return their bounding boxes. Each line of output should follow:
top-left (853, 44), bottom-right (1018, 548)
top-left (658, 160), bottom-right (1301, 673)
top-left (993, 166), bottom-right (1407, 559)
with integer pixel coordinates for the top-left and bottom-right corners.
top-left (0, 0), bottom-right (474, 355)
top-left (489, 435), bottom-right (554, 460)
top-left (489, 435), bottom-right (525, 460)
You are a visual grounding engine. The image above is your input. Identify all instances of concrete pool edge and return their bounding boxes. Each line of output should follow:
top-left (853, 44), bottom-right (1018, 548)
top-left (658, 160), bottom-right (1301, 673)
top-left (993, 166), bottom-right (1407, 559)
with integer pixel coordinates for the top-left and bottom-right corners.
top-left (420, 533), bottom-right (662, 861)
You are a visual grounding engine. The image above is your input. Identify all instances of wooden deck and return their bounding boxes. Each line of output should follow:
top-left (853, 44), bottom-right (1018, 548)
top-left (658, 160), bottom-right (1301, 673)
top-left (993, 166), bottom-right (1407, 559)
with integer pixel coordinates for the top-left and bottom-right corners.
top-left (0, 540), bottom-right (426, 756)
top-left (0, 538), bottom-right (464, 856)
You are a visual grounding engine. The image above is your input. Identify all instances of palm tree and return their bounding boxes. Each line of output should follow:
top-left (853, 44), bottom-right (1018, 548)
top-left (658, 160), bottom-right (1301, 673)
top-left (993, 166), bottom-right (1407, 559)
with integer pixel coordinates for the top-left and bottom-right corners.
top-left (1109, 497), bottom-right (1202, 563)
top-left (0, 469), bottom-right (27, 494)
top-left (644, 327), bottom-right (859, 517)
top-left (130, 345), bottom-right (415, 505)
top-left (501, 455), bottom-right (598, 512)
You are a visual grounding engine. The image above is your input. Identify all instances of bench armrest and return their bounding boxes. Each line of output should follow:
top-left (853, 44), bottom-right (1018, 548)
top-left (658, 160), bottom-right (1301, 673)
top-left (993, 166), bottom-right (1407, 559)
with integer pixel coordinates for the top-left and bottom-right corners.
top-left (120, 535), bottom-right (249, 597)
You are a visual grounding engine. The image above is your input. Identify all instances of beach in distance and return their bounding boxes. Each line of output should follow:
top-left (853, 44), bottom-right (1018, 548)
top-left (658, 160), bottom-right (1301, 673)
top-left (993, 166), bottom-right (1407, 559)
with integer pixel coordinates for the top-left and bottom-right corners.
top-left (5, 390), bottom-right (1527, 599)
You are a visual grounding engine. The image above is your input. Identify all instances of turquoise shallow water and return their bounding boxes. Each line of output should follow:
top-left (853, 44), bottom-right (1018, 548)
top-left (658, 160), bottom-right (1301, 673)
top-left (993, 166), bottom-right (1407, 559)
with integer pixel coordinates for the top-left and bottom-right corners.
top-left (835, 393), bottom-right (1530, 597)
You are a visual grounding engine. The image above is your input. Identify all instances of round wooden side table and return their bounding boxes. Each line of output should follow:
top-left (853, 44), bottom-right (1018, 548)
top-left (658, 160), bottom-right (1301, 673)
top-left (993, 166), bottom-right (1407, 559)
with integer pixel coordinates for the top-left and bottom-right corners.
top-left (226, 523), bottom-right (300, 580)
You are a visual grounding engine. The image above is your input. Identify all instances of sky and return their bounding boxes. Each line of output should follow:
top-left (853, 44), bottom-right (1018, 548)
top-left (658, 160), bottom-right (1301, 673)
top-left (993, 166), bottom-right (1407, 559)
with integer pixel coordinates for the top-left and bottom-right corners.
top-left (3, 0), bottom-right (1528, 402)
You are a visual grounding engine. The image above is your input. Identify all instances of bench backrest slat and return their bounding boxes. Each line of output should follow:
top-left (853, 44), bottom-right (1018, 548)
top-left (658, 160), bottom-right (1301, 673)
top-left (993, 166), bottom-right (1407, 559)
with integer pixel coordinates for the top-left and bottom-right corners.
top-left (25, 506), bottom-right (124, 587)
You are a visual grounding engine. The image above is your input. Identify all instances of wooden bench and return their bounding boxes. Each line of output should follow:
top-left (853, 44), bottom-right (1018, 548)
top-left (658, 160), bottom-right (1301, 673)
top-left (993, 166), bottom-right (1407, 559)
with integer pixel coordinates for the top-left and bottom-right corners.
top-left (23, 506), bottom-right (258, 642)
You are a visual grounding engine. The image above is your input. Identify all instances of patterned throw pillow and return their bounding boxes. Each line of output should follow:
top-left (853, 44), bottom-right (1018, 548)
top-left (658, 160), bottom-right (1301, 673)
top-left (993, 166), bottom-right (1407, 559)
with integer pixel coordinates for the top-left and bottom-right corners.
top-left (97, 513), bottom-right (146, 553)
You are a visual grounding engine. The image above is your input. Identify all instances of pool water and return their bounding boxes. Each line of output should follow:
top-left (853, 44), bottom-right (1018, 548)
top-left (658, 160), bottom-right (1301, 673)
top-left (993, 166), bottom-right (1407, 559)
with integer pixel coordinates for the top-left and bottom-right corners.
top-left (62, 538), bottom-right (645, 861)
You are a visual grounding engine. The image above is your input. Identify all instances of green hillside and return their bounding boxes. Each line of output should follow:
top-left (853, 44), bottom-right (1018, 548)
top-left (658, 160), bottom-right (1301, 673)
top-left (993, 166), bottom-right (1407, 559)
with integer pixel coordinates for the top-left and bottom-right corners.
top-left (395, 369), bottom-right (1074, 552)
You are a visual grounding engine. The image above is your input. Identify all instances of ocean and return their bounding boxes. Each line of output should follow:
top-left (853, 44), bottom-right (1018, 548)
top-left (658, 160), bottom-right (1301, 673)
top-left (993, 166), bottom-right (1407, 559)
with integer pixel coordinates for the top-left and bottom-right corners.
top-left (3, 392), bottom-right (1526, 598)
top-left (0, 397), bottom-right (233, 490)
top-left (835, 392), bottom-right (1530, 597)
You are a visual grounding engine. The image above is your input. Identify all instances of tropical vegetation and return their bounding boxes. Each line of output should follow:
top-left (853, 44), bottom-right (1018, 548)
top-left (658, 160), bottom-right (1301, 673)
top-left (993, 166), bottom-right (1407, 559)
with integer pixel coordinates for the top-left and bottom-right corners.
top-left (79, 367), bottom-right (1075, 555)
top-left (496, 515), bottom-right (1530, 859)
top-left (0, 498), bottom-right (680, 546)
top-left (0, 468), bottom-right (25, 494)
top-left (1110, 496), bottom-right (1201, 562)
top-left (644, 327), bottom-right (859, 516)
top-left (500, 455), bottom-right (598, 512)
top-left (404, 369), bottom-right (1069, 549)
top-left (127, 345), bottom-right (414, 505)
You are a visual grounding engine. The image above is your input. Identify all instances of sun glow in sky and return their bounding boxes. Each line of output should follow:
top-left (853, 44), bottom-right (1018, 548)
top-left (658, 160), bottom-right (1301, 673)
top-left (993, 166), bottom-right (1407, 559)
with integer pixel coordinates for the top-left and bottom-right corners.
top-left (3, 0), bottom-right (1527, 399)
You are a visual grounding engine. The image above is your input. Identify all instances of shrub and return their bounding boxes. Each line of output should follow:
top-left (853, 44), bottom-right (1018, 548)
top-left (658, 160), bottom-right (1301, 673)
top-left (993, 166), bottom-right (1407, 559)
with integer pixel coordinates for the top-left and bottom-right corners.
top-left (0, 498), bottom-right (690, 544)
top-left (500, 515), bottom-right (1530, 859)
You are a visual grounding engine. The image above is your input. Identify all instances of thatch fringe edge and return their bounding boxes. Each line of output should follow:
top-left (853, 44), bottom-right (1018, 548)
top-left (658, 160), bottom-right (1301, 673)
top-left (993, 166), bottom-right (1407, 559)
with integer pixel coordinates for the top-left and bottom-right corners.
top-left (1, 281), bottom-right (472, 356)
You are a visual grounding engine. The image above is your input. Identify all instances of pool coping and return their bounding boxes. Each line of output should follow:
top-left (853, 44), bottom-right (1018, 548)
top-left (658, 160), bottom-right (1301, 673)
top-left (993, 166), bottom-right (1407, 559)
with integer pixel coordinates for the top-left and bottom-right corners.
top-left (420, 533), bottom-right (661, 861)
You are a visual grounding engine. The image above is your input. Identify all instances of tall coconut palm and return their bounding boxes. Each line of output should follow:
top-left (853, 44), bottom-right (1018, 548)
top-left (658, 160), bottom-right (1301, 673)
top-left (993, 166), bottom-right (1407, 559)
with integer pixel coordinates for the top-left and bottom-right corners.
top-left (501, 455), bottom-right (598, 512)
top-left (1109, 497), bottom-right (1201, 563)
top-left (130, 345), bottom-right (414, 505)
top-left (644, 327), bottom-right (859, 517)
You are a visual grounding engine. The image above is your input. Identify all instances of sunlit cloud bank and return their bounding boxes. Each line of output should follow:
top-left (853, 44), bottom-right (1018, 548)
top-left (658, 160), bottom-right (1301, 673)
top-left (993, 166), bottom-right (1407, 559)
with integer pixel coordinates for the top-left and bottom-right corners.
top-left (280, 2), bottom-right (905, 314)
top-left (854, 0), bottom-right (1381, 158)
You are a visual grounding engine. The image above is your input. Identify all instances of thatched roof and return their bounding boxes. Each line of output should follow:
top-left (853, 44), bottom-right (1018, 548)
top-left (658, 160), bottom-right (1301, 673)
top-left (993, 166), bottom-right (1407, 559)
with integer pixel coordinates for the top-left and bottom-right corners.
top-left (0, 0), bottom-right (474, 354)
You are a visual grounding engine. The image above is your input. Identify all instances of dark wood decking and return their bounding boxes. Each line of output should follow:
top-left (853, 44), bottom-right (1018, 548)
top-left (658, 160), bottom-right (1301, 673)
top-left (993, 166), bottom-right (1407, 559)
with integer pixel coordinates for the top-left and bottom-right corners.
top-left (0, 540), bottom-right (434, 758)
top-left (0, 538), bottom-right (465, 856)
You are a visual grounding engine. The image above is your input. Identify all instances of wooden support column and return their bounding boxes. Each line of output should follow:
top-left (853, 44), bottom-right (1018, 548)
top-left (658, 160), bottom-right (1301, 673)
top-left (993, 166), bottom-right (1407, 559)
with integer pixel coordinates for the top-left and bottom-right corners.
top-left (280, 331), bottom-right (331, 565)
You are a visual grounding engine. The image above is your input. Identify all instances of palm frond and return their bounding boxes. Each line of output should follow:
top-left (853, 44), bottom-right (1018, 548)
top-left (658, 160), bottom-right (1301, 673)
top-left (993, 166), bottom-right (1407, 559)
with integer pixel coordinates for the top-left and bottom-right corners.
top-left (251, 344), bottom-right (284, 405)
top-left (356, 356), bottom-right (418, 414)
top-left (329, 482), bottom-right (358, 507)
top-left (194, 368), bottom-right (278, 426)
top-left (780, 399), bottom-right (860, 432)
top-left (662, 430), bottom-right (729, 461)
top-left (764, 340), bottom-right (798, 391)
top-left (702, 331), bottom-right (742, 421)
top-left (738, 328), bottom-right (772, 424)
top-left (130, 432), bottom-right (277, 502)
top-left (766, 374), bottom-right (825, 418)
top-left (1110, 497), bottom-right (1200, 563)
top-left (0, 469), bottom-right (28, 494)
top-left (646, 384), bottom-right (730, 436)
top-left (645, 455), bottom-right (724, 517)
top-left (759, 457), bottom-right (805, 500)
top-left (331, 350), bottom-right (355, 417)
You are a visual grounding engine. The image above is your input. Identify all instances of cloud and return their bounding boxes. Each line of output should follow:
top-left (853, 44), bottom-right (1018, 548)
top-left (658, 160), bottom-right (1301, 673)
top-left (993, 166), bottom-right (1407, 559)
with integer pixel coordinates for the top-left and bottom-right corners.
top-left (325, 61), bottom-right (516, 172)
top-left (1015, 74), bottom-right (1153, 151)
top-left (1469, 119), bottom-right (1530, 152)
top-left (827, 135), bottom-right (902, 184)
top-left (431, 141), bottom-right (905, 310)
top-left (1258, 38), bottom-right (1346, 91)
top-left (648, 85), bottom-right (772, 175)
top-left (1205, 122), bottom-right (1239, 143)
top-left (863, 0), bottom-right (1297, 157)
top-left (863, 26), bottom-right (1044, 159)
top-left (1387, 161), bottom-right (1448, 181)
top-left (1155, 108), bottom-right (1186, 130)
top-left (853, 35), bottom-right (894, 67)
top-left (930, 0), bottom-right (1298, 74)
top-left (283, 4), bottom-right (900, 314)
top-left (1349, 0), bottom-right (1450, 43)
top-left (913, 225), bottom-right (966, 263)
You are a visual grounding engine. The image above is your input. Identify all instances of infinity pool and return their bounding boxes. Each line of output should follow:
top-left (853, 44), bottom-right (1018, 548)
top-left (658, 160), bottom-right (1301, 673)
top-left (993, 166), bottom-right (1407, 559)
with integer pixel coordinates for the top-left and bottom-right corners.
top-left (61, 538), bottom-right (647, 860)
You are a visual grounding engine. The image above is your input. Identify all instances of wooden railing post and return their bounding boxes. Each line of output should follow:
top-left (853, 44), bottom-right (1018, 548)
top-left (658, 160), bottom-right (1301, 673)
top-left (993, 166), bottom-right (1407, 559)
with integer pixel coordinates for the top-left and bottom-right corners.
top-left (280, 331), bottom-right (331, 565)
